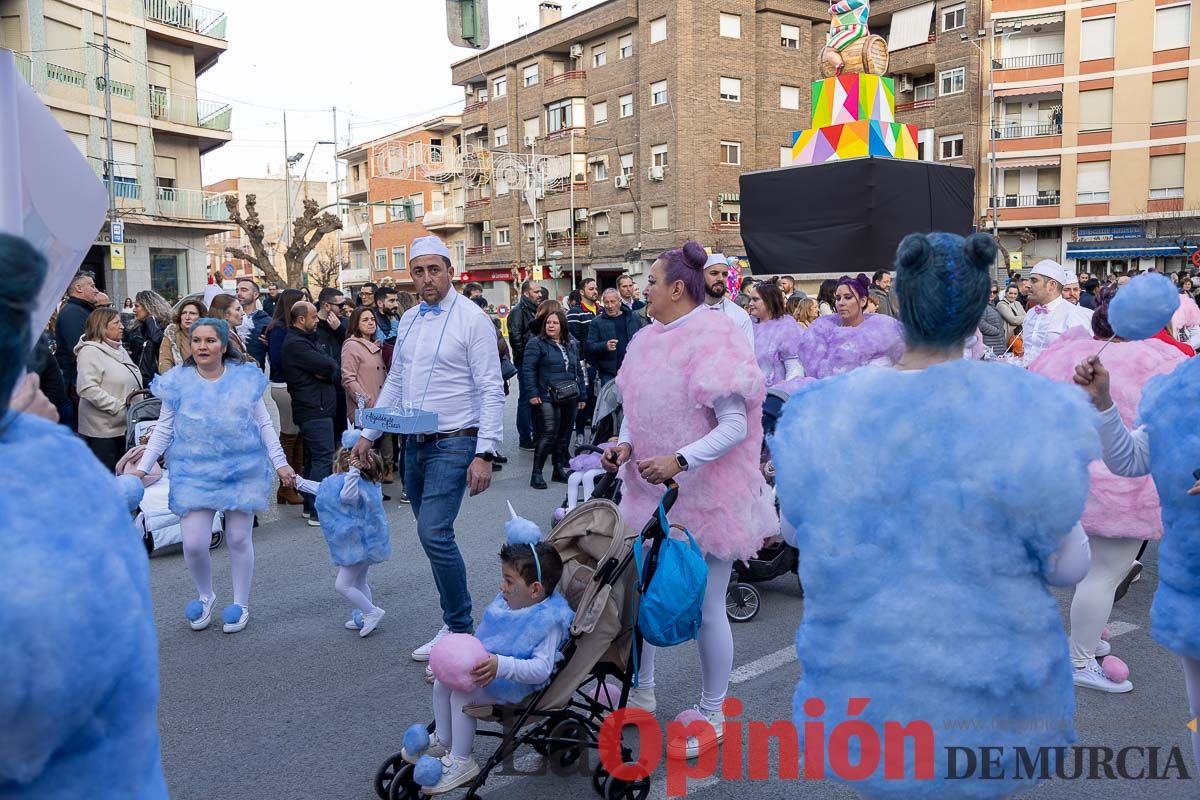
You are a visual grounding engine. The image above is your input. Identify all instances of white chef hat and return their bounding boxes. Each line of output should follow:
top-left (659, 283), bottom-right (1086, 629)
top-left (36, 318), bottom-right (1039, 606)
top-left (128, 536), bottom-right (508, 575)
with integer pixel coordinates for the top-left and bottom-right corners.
top-left (1030, 259), bottom-right (1070, 286)
top-left (409, 235), bottom-right (452, 263)
top-left (704, 252), bottom-right (727, 268)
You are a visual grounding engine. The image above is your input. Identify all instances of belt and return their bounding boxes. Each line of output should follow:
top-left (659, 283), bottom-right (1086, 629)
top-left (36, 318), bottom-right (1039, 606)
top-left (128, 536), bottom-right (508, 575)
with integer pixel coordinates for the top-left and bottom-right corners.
top-left (410, 427), bottom-right (479, 443)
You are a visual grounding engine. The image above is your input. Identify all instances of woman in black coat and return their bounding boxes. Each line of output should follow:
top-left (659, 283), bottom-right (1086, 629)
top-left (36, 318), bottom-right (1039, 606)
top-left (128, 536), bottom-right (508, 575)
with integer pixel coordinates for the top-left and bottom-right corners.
top-left (520, 307), bottom-right (587, 489)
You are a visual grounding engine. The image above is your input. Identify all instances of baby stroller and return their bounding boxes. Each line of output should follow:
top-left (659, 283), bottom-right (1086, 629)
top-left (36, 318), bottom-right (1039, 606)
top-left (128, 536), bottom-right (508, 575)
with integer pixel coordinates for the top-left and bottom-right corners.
top-left (123, 389), bottom-right (223, 556)
top-left (551, 380), bottom-right (625, 527)
top-left (375, 485), bottom-right (684, 800)
top-left (726, 388), bottom-right (802, 622)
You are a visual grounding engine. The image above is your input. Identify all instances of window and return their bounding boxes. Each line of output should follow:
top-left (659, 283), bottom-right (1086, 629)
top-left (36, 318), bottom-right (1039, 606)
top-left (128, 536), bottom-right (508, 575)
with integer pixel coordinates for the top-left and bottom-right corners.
top-left (523, 63), bottom-right (539, 86)
top-left (495, 175), bottom-right (510, 196)
top-left (352, 164), bottom-right (360, 182)
top-left (523, 222), bottom-right (536, 242)
top-left (719, 76), bottom-right (741, 102)
top-left (720, 141), bottom-right (741, 165)
top-left (546, 209), bottom-right (572, 234)
top-left (780, 84), bottom-right (801, 110)
top-left (524, 117), bottom-right (540, 143)
top-left (719, 201), bottom-right (741, 224)
top-left (589, 101), bottom-right (608, 126)
top-left (650, 16), bottom-right (667, 42)
top-left (593, 44), bottom-right (607, 68)
top-left (650, 205), bottom-right (668, 230)
top-left (942, 2), bottom-right (966, 31)
top-left (620, 153), bottom-right (634, 178)
top-left (651, 80), bottom-right (667, 106)
top-left (375, 249), bottom-right (387, 271)
top-left (1155, 4), bottom-right (1190, 50)
top-left (595, 215), bottom-right (609, 237)
top-left (409, 193), bottom-right (424, 218)
top-left (1150, 154), bottom-right (1185, 198)
top-left (493, 75), bottom-right (507, 97)
top-left (917, 129), bottom-right (934, 161)
top-left (651, 143), bottom-right (669, 168)
top-left (391, 246), bottom-right (406, 267)
top-left (494, 126), bottom-right (508, 147)
top-left (781, 23), bottom-right (800, 48)
top-left (914, 78), bottom-right (936, 101)
top-left (592, 159), bottom-right (608, 181)
top-left (619, 33), bottom-right (633, 58)
top-left (939, 67), bottom-right (964, 96)
top-left (939, 134), bottom-right (964, 159)
top-left (620, 93), bottom-right (634, 117)
top-left (1076, 161), bottom-right (1110, 203)
top-left (546, 99), bottom-right (574, 132)
top-left (719, 12), bottom-right (741, 38)
top-left (1153, 79), bottom-right (1188, 124)
top-left (1078, 88), bottom-right (1113, 131)
top-left (620, 211), bottom-right (635, 234)
top-left (1036, 168), bottom-right (1060, 201)
top-left (373, 204), bottom-right (389, 224)
top-left (496, 227), bottom-right (511, 246)
top-left (780, 146), bottom-right (793, 167)
top-left (1081, 17), bottom-right (1116, 61)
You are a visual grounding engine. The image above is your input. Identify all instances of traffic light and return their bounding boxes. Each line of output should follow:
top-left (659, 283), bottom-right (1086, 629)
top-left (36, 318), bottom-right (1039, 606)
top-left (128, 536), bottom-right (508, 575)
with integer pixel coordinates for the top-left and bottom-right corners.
top-left (446, 0), bottom-right (489, 49)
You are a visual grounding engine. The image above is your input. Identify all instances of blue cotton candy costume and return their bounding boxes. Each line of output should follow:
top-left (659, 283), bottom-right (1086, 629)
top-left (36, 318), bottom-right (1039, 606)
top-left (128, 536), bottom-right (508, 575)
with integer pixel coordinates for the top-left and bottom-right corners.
top-left (0, 412), bottom-right (167, 799)
top-left (474, 592), bottom-right (575, 703)
top-left (772, 360), bottom-right (1096, 799)
top-left (314, 473), bottom-right (391, 566)
top-left (150, 362), bottom-right (272, 516)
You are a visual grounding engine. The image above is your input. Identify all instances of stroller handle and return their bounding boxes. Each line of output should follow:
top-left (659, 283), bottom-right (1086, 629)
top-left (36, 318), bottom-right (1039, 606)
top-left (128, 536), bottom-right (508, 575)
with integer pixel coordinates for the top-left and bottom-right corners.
top-left (637, 480), bottom-right (679, 541)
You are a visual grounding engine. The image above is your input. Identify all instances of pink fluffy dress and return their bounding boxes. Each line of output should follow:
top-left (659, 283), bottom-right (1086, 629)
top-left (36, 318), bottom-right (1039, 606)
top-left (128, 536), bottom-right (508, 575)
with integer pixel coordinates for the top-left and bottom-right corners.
top-left (794, 312), bottom-right (905, 379)
top-left (752, 315), bottom-right (806, 392)
top-left (1028, 327), bottom-right (1186, 539)
top-left (615, 309), bottom-right (777, 562)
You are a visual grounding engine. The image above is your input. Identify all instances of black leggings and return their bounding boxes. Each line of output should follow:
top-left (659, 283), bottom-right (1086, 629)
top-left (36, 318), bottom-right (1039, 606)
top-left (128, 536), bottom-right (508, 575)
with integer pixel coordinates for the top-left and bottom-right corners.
top-left (533, 400), bottom-right (578, 474)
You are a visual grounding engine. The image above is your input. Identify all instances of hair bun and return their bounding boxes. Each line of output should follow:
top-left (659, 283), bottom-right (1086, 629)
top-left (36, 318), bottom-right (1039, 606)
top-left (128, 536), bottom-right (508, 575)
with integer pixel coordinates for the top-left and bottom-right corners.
top-left (961, 233), bottom-right (998, 272)
top-left (894, 233), bottom-right (934, 273)
top-left (681, 240), bottom-right (708, 270)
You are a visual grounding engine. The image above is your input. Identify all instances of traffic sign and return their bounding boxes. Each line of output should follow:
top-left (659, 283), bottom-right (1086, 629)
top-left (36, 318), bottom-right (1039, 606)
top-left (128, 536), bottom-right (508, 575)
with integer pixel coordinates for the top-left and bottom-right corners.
top-left (223, 262), bottom-right (236, 279)
top-left (1191, 249), bottom-right (1200, 269)
top-left (532, 266), bottom-right (544, 281)
top-left (110, 243), bottom-right (125, 271)
top-left (496, 304), bottom-right (509, 318)
top-left (110, 219), bottom-right (124, 244)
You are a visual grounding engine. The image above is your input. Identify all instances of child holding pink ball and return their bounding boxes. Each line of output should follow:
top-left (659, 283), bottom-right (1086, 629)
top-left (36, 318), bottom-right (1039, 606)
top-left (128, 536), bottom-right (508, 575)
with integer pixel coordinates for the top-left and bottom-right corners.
top-left (401, 509), bottom-right (574, 794)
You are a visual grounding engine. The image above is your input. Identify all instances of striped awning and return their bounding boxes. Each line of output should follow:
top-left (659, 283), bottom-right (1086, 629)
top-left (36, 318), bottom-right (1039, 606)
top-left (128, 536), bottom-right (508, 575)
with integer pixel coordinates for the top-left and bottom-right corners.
top-left (998, 156), bottom-right (1061, 169)
top-left (995, 84), bottom-right (1062, 98)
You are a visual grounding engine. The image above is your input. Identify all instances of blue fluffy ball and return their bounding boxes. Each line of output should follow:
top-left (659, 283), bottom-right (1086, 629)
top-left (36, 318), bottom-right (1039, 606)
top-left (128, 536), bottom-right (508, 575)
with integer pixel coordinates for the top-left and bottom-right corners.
top-left (413, 755), bottom-right (443, 787)
top-left (114, 474), bottom-right (145, 513)
top-left (184, 599), bottom-right (204, 622)
top-left (351, 608), bottom-right (364, 629)
top-left (341, 428), bottom-right (362, 450)
top-left (505, 515), bottom-right (543, 546)
top-left (403, 724), bottom-right (430, 755)
top-left (222, 604), bottom-right (244, 624)
top-left (1109, 272), bottom-right (1178, 341)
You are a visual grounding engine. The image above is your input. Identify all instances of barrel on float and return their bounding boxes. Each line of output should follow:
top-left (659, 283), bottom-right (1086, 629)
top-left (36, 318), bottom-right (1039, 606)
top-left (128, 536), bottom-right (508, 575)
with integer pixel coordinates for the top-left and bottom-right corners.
top-left (820, 34), bottom-right (890, 78)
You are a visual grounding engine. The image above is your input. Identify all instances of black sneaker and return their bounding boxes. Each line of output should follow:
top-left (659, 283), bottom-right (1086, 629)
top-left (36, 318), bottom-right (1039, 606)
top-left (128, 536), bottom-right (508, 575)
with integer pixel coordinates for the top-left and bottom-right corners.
top-left (398, 490), bottom-right (411, 504)
top-left (494, 453), bottom-right (509, 464)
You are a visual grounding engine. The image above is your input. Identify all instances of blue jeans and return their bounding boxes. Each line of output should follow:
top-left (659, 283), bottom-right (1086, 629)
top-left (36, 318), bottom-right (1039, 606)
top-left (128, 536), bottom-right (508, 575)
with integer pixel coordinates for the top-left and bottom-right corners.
top-left (516, 372), bottom-right (535, 447)
top-left (404, 435), bottom-right (476, 633)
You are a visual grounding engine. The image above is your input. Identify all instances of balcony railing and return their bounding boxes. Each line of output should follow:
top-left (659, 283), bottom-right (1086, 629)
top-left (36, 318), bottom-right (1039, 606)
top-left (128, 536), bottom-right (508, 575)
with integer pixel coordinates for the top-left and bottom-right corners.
top-left (465, 197), bottom-right (491, 209)
top-left (1150, 187), bottom-right (1185, 200)
top-left (543, 126), bottom-right (587, 143)
top-left (47, 62), bottom-right (86, 88)
top-left (712, 220), bottom-right (741, 230)
top-left (996, 52), bottom-right (1064, 70)
top-left (99, 77), bottom-right (135, 100)
top-left (422, 207), bottom-right (466, 228)
top-left (895, 97), bottom-right (935, 112)
top-left (466, 245), bottom-right (494, 256)
top-left (544, 70), bottom-right (587, 87)
top-left (144, 0), bottom-right (228, 40)
top-left (148, 88), bottom-right (232, 131)
top-left (157, 187), bottom-right (229, 221)
top-left (1076, 191), bottom-right (1110, 204)
top-left (993, 122), bottom-right (1063, 139)
top-left (545, 233), bottom-right (589, 247)
top-left (12, 52), bottom-right (32, 84)
top-left (463, 98), bottom-right (489, 115)
top-left (990, 193), bottom-right (1061, 208)
top-left (546, 181), bottom-right (588, 195)
top-left (104, 178), bottom-right (141, 200)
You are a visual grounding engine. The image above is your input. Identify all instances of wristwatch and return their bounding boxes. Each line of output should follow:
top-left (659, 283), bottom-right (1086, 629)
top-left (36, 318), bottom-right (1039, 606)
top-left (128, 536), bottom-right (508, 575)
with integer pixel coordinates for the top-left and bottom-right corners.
top-left (674, 453), bottom-right (689, 472)
top-left (475, 452), bottom-right (496, 463)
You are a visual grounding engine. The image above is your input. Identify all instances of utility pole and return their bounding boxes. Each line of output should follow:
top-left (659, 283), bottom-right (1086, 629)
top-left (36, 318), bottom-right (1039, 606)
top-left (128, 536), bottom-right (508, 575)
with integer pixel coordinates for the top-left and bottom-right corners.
top-left (569, 127), bottom-right (576, 291)
top-left (101, 0), bottom-right (120, 300)
top-left (989, 23), bottom-right (998, 238)
top-left (283, 110), bottom-right (292, 246)
top-left (332, 106), bottom-right (341, 187)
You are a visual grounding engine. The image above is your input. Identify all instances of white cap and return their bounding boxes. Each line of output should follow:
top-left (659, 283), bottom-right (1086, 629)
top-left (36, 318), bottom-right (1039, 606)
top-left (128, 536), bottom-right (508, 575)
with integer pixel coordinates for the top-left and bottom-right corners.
top-left (409, 235), bottom-right (452, 263)
top-left (704, 252), bottom-right (727, 268)
top-left (1030, 259), bottom-right (1070, 286)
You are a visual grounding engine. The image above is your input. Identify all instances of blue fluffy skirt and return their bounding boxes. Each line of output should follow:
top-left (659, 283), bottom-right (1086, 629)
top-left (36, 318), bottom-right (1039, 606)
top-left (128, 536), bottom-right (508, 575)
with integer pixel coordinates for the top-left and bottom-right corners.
top-left (314, 474), bottom-right (391, 566)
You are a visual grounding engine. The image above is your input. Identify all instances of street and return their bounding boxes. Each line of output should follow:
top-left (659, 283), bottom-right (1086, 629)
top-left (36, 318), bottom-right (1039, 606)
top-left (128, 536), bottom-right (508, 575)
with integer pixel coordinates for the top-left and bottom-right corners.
top-left (151, 394), bottom-right (1197, 799)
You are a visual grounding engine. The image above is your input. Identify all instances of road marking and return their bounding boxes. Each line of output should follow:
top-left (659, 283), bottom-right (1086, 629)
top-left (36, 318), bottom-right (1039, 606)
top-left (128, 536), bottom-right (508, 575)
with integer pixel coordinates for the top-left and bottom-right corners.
top-left (648, 774), bottom-right (720, 799)
top-left (730, 646), bottom-right (797, 684)
top-left (1106, 621), bottom-right (1140, 638)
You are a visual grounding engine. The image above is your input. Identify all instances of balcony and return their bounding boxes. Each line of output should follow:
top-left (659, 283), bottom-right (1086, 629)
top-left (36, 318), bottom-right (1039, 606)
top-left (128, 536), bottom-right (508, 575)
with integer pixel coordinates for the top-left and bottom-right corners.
top-left (423, 207), bottom-right (466, 231)
top-left (711, 221), bottom-right (741, 231)
top-left (46, 62), bottom-right (86, 88)
top-left (98, 77), bottom-right (135, 100)
top-left (13, 52), bottom-right (32, 85)
top-left (993, 122), bottom-right (1062, 140)
top-left (144, 0), bottom-right (228, 39)
top-left (104, 178), bottom-right (141, 201)
top-left (996, 52), bottom-right (1064, 70)
top-left (466, 245), bottom-right (494, 256)
top-left (545, 233), bottom-right (589, 248)
top-left (990, 193), bottom-right (1060, 208)
top-left (465, 196), bottom-right (491, 210)
top-left (545, 70), bottom-right (587, 87)
top-left (149, 88), bottom-right (233, 151)
top-left (424, 147), bottom-right (461, 180)
top-left (895, 97), bottom-right (935, 112)
top-left (157, 187), bottom-right (230, 221)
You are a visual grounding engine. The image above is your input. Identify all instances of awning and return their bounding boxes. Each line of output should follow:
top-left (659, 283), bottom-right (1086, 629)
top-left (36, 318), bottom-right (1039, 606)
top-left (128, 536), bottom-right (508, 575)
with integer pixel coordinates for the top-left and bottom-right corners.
top-left (1066, 239), bottom-right (1196, 260)
top-left (462, 125), bottom-right (486, 137)
top-left (1001, 12), bottom-right (1065, 28)
top-left (888, 2), bottom-right (935, 51)
top-left (997, 156), bottom-right (1061, 169)
top-left (995, 84), bottom-right (1062, 98)
top-left (588, 208), bottom-right (610, 216)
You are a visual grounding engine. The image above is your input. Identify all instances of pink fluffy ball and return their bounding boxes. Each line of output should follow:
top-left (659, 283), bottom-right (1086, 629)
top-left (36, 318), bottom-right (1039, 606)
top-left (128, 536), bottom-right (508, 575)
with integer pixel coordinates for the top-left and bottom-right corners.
top-left (429, 633), bottom-right (488, 692)
top-left (1101, 655), bottom-right (1130, 683)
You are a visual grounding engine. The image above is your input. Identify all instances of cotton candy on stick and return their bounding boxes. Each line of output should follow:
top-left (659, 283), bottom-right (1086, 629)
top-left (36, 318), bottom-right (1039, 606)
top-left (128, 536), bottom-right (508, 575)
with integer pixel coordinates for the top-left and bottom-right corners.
top-left (1097, 272), bottom-right (1180, 355)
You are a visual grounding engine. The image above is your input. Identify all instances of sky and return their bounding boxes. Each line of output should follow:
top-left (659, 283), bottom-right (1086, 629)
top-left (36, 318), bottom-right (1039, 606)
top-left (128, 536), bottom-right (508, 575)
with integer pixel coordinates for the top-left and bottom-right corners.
top-left (200, 0), bottom-right (608, 188)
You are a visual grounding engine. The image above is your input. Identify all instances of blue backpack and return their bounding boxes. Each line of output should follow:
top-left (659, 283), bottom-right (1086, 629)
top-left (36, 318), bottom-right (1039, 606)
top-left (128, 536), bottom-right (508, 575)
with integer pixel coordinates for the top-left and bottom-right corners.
top-left (633, 499), bottom-right (707, 649)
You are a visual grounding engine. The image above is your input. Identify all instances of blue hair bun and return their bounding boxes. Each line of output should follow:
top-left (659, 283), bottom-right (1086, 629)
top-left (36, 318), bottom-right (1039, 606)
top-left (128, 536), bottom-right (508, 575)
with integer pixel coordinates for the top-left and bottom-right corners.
top-left (184, 600), bottom-right (205, 622)
top-left (114, 474), bottom-right (145, 512)
top-left (403, 724), bottom-right (430, 755)
top-left (222, 604), bottom-right (244, 624)
top-left (1109, 272), bottom-right (1177, 341)
top-left (341, 428), bottom-right (362, 450)
top-left (413, 755), bottom-right (444, 787)
top-left (506, 515), bottom-right (543, 546)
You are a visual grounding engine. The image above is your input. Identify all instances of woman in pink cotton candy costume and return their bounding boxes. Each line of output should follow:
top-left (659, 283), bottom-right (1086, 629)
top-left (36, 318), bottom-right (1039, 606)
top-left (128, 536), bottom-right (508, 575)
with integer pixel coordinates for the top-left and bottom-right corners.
top-left (794, 273), bottom-right (905, 379)
top-left (603, 241), bottom-right (777, 760)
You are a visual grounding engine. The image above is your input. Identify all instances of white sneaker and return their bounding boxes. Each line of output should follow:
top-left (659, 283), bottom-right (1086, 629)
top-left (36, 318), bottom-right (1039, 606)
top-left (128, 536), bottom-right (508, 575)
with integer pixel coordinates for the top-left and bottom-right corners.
top-left (412, 625), bottom-right (450, 662)
top-left (1094, 638), bottom-right (1111, 658)
top-left (306, 516), bottom-right (321, 527)
top-left (360, 608), bottom-right (386, 638)
top-left (627, 686), bottom-right (657, 714)
top-left (222, 604), bottom-right (250, 634)
top-left (667, 706), bottom-right (724, 759)
top-left (1073, 662), bottom-right (1132, 693)
top-left (402, 732), bottom-right (447, 765)
top-left (423, 755), bottom-right (480, 795)
top-left (185, 595), bottom-right (216, 631)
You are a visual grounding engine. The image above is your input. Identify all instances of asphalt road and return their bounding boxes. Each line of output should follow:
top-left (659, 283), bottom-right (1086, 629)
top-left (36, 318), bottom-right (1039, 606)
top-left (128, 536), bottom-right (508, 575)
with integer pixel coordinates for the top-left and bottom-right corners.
top-left (151, 394), bottom-right (1197, 799)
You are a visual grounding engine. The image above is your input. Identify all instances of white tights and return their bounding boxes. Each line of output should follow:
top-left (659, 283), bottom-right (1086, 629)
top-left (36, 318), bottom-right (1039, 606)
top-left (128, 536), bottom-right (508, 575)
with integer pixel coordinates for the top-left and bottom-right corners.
top-left (637, 556), bottom-right (734, 714)
top-left (433, 680), bottom-right (497, 761)
top-left (334, 563), bottom-right (379, 615)
top-left (1068, 537), bottom-right (1142, 669)
top-left (1184, 657), bottom-right (1200, 772)
top-left (567, 469), bottom-right (605, 509)
top-left (180, 509), bottom-right (254, 607)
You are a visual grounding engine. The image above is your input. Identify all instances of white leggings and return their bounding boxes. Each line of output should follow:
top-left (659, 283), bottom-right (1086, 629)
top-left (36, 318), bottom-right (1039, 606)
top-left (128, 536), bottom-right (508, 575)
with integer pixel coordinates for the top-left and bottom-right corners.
top-left (433, 681), bottom-right (501, 761)
top-left (180, 509), bottom-right (255, 607)
top-left (637, 555), bottom-right (734, 714)
top-left (1184, 657), bottom-right (1200, 772)
top-left (1068, 536), bottom-right (1143, 669)
top-left (567, 469), bottom-right (605, 510)
top-left (334, 563), bottom-right (378, 614)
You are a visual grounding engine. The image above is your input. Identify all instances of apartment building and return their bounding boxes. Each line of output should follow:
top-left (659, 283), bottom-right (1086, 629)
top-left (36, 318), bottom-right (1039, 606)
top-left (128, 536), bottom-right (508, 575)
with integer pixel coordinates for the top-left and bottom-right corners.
top-left (203, 173), bottom-right (330, 283)
top-left (1, 0), bottom-right (233, 301)
top-left (983, 0), bottom-right (1200, 274)
top-left (336, 116), bottom-right (466, 293)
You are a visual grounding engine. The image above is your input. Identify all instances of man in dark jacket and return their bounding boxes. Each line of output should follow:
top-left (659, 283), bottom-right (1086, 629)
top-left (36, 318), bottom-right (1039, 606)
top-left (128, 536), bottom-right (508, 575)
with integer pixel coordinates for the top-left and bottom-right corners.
top-left (508, 278), bottom-right (541, 450)
top-left (567, 278), bottom-right (600, 439)
top-left (235, 278), bottom-right (272, 369)
top-left (315, 287), bottom-right (348, 438)
top-left (282, 301), bottom-right (340, 525)
top-left (1080, 278), bottom-right (1100, 310)
top-left (54, 270), bottom-right (99, 430)
top-left (585, 289), bottom-right (641, 386)
top-left (868, 270), bottom-right (898, 317)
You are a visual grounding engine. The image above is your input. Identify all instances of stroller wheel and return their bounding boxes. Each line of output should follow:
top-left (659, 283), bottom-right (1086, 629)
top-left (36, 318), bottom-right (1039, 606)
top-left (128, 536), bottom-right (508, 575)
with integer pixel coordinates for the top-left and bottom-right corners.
top-left (547, 719), bottom-right (587, 769)
top-left (606, 776), bottom-right (651, 800)
top-left (373, 752), bottom-right (407, 799)
top-left (592, 763), bottom-right (610, 797)
top-left (143, 531), bottom-right (154, 557)
top-left (726, 583), bottom-right (760, 622)
top-left (387, 763), bottom-right (419, 800)
top-left (209, 530), bottom-right (223, 550)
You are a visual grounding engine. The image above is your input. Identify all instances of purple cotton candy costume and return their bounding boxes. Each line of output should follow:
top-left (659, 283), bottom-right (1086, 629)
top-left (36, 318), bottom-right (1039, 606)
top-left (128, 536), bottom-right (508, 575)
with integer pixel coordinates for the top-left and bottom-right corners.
top-left (752, 315), bottom-right (806, 392)
top-left (794, 312), bottom-right (905, 379)
top-left (616, 308), bottom-right (776, 562)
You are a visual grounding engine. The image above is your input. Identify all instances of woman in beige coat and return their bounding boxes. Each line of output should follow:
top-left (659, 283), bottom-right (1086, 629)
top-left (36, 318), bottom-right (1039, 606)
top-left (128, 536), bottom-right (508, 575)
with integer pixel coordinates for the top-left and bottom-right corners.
top-left (341, 306), bottom-right (387, 421)
top-left (75, 307), bottom-right (143, 471)
top-left (158, 298), bottom-right (207, 374)
top-left (996, 284), bottom-right (1027, 342)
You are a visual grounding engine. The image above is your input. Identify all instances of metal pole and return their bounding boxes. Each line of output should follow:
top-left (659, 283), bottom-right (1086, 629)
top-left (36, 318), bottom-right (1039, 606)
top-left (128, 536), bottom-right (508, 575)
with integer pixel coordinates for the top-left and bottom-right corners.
top-left (101, 0), bottom-right (119, 299)
top-left (989, 25), bottom-right (998, 238)
top-left (569, 128), bottom-right (576, 291)
top-left (283, 110), bottom-right (292, 246)
top-left (531, 137), bottom-right (540, 273)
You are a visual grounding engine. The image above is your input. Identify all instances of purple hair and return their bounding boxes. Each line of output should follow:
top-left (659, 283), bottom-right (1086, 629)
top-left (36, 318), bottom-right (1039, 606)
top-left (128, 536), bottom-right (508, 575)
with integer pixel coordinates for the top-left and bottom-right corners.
top-left (837, 273), bottom-right (871, 300)
top-left (1091, 284), bottom-right (1118, 339)
top-left (657, 241), bottom-right (708, 305)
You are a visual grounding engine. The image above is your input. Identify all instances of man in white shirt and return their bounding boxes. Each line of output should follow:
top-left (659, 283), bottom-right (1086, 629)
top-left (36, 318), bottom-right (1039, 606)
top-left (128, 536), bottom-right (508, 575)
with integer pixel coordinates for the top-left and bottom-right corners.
top-left (702, 253), bottom-right (754, 345)
top-left (352, 236), bottom-right (504, 658)
top-left (1022, 259), bottom-right (1093, 363)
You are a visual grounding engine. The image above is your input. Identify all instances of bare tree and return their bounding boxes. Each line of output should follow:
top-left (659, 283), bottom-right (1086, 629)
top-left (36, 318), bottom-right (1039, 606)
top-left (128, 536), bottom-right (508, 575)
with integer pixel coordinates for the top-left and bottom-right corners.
top-left (225, 194), bottom-right (342, 288)
top-left (307, 236), bottom-right (346, 294)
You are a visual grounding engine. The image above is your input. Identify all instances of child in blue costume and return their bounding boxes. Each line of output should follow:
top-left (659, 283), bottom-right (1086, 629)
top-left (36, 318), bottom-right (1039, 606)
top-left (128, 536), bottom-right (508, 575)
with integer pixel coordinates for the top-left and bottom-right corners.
top-left (402, 513), bottom-right (574, 795)
top-left (0, 233), bottom-right (167, 799)
top-left (296, 429), bottom-right (392, 637)
top-left (772, 232), bottom-right (1095, 799)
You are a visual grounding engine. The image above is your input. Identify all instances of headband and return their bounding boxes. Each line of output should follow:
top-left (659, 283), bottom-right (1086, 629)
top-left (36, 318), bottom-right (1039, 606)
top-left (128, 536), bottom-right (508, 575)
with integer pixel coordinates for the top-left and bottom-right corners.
top-left (506, 502), bottom-right (544, 585)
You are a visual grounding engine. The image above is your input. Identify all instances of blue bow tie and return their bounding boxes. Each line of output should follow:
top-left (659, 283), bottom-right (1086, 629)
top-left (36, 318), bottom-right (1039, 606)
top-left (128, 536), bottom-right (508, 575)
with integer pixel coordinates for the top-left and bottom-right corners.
top-left (418, 302), bottom-right (444, 317)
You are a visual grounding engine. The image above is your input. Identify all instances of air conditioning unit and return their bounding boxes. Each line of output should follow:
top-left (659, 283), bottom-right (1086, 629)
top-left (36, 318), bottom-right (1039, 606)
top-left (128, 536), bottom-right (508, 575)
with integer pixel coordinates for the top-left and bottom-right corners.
top-left (575, 208), bottom-right (589, 221)
top-left (524, 135), bottom-right (537, 146)
top-left (897, 74), bottom-right (914, 93)
top-left (569, 43), bottom-right (583, 58)
top-left (648, 165), bottom-right (665, 181)
top-left (614, 175), bottom-right (630, 189)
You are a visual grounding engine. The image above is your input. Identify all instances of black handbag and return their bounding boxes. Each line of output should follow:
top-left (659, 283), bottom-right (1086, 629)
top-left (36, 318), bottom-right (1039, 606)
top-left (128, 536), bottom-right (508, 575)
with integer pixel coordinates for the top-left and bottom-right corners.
top-left (549, 380), bottom-right (580, 403)
top-left (500, 355), bottom-right (518, 381)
